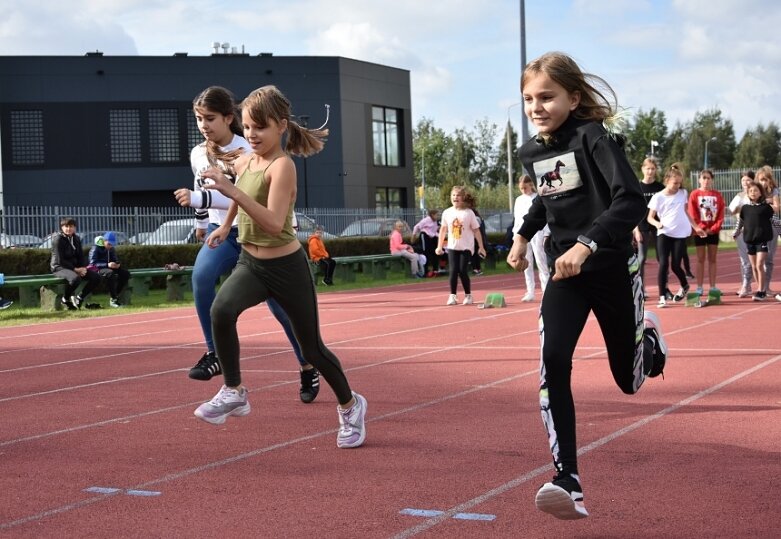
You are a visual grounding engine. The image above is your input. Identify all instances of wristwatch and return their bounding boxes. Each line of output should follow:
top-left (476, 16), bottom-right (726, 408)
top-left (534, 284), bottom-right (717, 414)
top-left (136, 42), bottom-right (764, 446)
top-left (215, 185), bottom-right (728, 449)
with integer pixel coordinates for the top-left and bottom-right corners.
top-left (576, 235), bottom-right (598, 254)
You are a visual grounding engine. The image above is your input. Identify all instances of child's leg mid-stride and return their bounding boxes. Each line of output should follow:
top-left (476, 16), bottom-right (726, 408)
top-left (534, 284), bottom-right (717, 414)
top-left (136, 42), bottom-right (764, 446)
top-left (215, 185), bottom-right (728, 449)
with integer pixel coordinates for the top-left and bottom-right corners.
top-left (195, 249), bottom-right (366, 448)
top-left (534, 255), bottom-right (667, 520)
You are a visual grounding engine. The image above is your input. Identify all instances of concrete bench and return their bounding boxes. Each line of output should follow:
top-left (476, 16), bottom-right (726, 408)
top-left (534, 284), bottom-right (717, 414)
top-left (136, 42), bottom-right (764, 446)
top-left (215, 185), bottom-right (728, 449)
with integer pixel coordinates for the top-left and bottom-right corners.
top-left (330, 254), bottom-right (409, 282)
top-left (2, 267), bottom-right (193, 310)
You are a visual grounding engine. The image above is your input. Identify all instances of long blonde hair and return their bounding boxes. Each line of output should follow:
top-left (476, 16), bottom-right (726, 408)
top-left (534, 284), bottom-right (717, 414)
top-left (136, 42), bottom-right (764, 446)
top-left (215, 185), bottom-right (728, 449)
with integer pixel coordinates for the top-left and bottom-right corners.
top-left (241, 85), bottom-right (328, 157)
top-left (522, 51), bottom-right (617, 123)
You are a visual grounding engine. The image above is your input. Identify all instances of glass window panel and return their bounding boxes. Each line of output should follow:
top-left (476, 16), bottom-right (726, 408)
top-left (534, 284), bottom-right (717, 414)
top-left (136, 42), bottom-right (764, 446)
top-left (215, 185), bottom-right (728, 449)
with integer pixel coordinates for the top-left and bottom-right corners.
top-left (109, 109), bottom-right (142, 163)
top-left (9, 110), bottom-right (44, 165)
top-left (149, 108), bottom-right (180, 162)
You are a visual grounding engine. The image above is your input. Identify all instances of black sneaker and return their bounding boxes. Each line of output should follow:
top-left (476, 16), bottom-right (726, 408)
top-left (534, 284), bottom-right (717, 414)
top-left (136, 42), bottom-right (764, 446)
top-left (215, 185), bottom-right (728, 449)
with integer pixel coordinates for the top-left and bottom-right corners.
top-left (299, 368), bottom-right (320, 403)
top-left (188, 352), bottom-right (222, 381)
top-left (672, 285), bottom-right (689, 302)
top-left (643, 311), bottom-right (667, 378)
top-left (71, 295), bottom-right (83, 309)
top-left (535, 472), bottom-right (588, 520)
top-left (61, 297), bottom-right (77, 311)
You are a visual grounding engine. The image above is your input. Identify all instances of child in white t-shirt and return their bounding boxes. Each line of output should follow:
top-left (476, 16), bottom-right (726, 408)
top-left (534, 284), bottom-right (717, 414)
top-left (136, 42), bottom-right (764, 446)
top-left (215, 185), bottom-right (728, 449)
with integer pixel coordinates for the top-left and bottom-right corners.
top-left (436, 186), bottom-right (486, 305)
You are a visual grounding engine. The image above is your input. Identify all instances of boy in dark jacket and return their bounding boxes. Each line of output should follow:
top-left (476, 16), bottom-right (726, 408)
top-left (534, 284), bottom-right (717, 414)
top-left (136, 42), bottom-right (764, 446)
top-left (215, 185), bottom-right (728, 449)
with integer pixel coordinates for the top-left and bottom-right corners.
top-left (50, 217), bottom-right (101, 310)
top-left (89, 231), bottom-right (130, 307)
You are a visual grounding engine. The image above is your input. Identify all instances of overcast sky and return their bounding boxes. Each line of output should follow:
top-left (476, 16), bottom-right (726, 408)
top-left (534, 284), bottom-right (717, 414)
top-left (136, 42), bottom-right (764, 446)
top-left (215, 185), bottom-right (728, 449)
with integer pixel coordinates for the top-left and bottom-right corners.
top-left (1, 0), bottom-right (778, 141)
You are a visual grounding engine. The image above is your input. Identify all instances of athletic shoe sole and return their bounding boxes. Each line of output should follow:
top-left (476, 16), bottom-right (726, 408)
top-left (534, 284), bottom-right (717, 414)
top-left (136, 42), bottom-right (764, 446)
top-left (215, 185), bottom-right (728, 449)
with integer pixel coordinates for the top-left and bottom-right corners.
top-left (535, 483), bottom-right (589, 520)
top-left (194, 402), bottom-right (251, 425)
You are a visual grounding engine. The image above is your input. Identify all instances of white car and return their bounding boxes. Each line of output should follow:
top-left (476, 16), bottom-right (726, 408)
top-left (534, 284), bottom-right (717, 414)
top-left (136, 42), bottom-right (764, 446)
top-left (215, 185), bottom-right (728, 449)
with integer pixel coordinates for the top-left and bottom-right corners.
top-left (0, 233), bottom-right (43, 249)
top-left (141, 219), bottom-right (198, 245)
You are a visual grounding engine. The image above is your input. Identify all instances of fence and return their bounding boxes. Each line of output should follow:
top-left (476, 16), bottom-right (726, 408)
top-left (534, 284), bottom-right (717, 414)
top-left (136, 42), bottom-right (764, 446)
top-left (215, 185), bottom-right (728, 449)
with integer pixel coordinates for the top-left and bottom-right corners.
top-left (2, 167), bottom-right (777, 245)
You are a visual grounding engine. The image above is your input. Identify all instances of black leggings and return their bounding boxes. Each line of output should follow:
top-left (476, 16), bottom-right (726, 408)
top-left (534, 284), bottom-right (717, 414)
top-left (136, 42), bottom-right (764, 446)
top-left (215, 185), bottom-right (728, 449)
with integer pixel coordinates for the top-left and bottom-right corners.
top-left (656, 233), bottom-right (688, 294)
top-left (447, 249), bottom-right (471, 294)
top-left (539, 255), bottom-right (651, 477)
top-left (420, 234), bottom-right (438, 273)
top-left (211, 247), bottom-right (352, 405)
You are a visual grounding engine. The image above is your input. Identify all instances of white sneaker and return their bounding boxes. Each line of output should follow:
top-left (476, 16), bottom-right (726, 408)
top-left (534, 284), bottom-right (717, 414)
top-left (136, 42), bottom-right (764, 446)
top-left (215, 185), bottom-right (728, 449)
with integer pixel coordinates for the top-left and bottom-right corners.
top-left (446, 294), bottom-right (458, 306)
top-left (462, 294), bottom-right (473, 305)
top-left (657, 296), bottom-right (666, 308)
top-left (521, 293), bottom-right (534, 302)
top-left (776, 294), bottom-right (781, 302)
top-left (337, 392), bottom-right (367, 448)
top-left (194, 386), bottom-right (251, 425)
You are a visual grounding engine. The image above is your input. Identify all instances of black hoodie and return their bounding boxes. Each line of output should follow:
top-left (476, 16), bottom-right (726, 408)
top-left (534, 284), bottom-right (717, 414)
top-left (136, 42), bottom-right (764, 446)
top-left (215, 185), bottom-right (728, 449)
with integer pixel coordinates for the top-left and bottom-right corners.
top-left (517, 116), bottom-right (646, 271)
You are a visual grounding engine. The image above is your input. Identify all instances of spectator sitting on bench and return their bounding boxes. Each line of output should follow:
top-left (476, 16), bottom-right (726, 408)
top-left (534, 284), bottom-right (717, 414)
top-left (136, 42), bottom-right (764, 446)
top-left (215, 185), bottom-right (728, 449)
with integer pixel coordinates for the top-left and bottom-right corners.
top-left (51, 217), bottom-right (101, 310)
top-left (308, 225), bottom-right (336, 286)
top-left (88, 231), bottom-right (130, 308)
top-left (390, 220), bottom-right (425, 278)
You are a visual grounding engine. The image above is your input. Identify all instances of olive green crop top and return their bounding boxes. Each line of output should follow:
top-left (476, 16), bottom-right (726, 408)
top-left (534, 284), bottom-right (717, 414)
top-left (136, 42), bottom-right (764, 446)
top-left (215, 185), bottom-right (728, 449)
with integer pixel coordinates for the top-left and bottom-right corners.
top-left (235, 156), bottom-right (296, 247)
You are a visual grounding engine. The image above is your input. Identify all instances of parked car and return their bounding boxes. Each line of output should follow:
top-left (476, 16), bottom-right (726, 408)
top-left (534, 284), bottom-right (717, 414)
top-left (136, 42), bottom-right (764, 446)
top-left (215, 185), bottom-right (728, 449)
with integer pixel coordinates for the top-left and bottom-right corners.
top-left (483, 212), bottom-right (514, 233)
top-left (0, 233), bottom-right (43, 249)
top-left (128, 231), bottom-right (153, 245)
top-left (294, 212), bottom-right (335, 241)
top-left (339, 218), bottom-right (412, 237)
top-left (141, 219), bottom-right (198, 245)
top-left (37, 230), bottom-right (130, 249)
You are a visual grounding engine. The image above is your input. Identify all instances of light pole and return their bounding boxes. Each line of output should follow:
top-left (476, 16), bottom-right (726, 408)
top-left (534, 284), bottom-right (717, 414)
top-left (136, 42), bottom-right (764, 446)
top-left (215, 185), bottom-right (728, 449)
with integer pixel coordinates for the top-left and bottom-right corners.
top-left (650, 140), bottom-right (659, 157)
top-left (299, 115), bottom-right (310, 208)
top-left (507, 101), bottom-right (523, 210)
top-left (704, 136), bottom-right (717, 169)
top-left (419, 146), bottom-right (426, 211)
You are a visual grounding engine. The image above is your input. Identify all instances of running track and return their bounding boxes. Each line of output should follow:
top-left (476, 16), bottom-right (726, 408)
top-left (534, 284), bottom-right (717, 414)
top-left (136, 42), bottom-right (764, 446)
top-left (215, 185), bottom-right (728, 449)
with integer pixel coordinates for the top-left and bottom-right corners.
top-left (1, 251), bottom-right (779, 538)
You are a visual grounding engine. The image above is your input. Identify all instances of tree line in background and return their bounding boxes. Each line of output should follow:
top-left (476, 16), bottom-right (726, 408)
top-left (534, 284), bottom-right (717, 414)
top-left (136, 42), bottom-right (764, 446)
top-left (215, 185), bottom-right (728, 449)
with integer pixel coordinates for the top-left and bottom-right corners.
top-left (413, 108), bottom-right (781, 211)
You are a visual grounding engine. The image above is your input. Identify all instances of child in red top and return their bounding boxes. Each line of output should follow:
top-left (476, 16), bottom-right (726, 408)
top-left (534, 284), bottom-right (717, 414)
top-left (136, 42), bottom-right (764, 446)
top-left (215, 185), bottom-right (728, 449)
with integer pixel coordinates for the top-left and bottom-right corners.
top-left (687, 169), bottom-right (725, 295)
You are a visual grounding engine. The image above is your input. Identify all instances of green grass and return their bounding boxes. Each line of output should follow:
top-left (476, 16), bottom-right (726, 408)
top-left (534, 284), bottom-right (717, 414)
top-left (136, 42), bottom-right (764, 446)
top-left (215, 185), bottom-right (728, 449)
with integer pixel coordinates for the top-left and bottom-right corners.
top-left (0, 262), bottom-right (517, 328)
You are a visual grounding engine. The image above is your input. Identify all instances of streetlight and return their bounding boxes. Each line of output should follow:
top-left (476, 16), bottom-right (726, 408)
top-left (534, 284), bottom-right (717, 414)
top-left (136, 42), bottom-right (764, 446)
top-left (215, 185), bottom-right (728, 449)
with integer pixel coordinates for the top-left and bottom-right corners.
top-left (704, 136), bottom-right (717, 169)
top-left (507, 101), bottom-right (523, 210)
top-left (650, 140), bottom-right (659, 157)
top-left (298, 115), bottom-right (310, 208)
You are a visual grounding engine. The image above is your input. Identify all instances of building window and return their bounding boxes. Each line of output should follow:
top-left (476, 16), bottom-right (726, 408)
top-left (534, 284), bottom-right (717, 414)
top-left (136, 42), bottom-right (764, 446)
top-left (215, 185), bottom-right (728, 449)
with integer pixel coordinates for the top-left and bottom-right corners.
top-left (375, 187), bottom-right (405, 211)
top-left (149, 109), bottom-right (180, 162)
top-left (9, 110), bottom-right (44, 165)
top-left (372, 106), bottom-right (401, 167)
top-left (186, 113), bottom-right (202, 153)
top-left (109, 109), bottom-right (142, 163)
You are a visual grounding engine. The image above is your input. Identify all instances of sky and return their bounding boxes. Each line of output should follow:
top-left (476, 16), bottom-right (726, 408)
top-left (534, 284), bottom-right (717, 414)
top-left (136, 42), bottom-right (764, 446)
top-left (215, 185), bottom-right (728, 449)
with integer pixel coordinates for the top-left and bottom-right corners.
top-left (1, 0), bottom-right (779, 142)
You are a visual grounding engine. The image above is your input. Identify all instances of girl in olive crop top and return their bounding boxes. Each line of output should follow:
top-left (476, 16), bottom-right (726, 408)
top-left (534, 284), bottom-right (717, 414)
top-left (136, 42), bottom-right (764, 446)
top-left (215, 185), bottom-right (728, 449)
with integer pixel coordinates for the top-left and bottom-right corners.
top-left (193, 85), bottom-right (367, 449)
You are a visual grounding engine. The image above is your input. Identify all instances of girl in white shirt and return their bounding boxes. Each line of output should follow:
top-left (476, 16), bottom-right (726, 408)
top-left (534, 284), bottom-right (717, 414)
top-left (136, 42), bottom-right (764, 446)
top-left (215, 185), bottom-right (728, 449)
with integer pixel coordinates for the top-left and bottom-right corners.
top-left (513, 175), bottom-right (550, 302)
top-left (436, 186), bottom-right (486, 305)
top-left (647, 164), bottom-right (706, 307)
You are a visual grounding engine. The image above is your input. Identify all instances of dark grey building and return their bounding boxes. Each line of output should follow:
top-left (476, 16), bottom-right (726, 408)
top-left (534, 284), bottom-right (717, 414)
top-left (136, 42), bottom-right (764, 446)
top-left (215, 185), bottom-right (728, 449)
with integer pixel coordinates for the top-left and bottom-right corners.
top-left (0, 52), bottom-right (414, 210)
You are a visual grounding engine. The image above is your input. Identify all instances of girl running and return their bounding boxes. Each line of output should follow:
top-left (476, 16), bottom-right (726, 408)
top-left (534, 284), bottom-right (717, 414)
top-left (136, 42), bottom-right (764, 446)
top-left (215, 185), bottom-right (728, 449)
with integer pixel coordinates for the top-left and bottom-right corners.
top-left (175, 86), bottom-right (320, 404)
top-left (193, 85), bottom-right (366, 448)
top-left (507, 51), bottom-right (668, 520)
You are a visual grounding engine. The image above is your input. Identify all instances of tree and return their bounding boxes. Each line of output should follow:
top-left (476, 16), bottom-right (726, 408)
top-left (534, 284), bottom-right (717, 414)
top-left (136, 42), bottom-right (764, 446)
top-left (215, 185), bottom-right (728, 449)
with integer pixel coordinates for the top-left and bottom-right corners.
top-left (470, 119), bottom-right (500, 187)
top-left (496, 121), bottom-right (522, 191)
top-left (625, 108), bottom-right (668, 175)
top-left (733, 122), bottom-right (781, 168)
top-left (413, 118), bottom-right (451, 189)
top-left (683, 109), bottom-right (736, 172)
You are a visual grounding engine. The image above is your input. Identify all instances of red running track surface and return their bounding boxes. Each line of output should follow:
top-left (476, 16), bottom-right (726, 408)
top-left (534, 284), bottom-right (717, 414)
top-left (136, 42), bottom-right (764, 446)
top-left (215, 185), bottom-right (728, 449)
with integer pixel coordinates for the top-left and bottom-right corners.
top-left (1, 251), bottom-right (780, 538)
